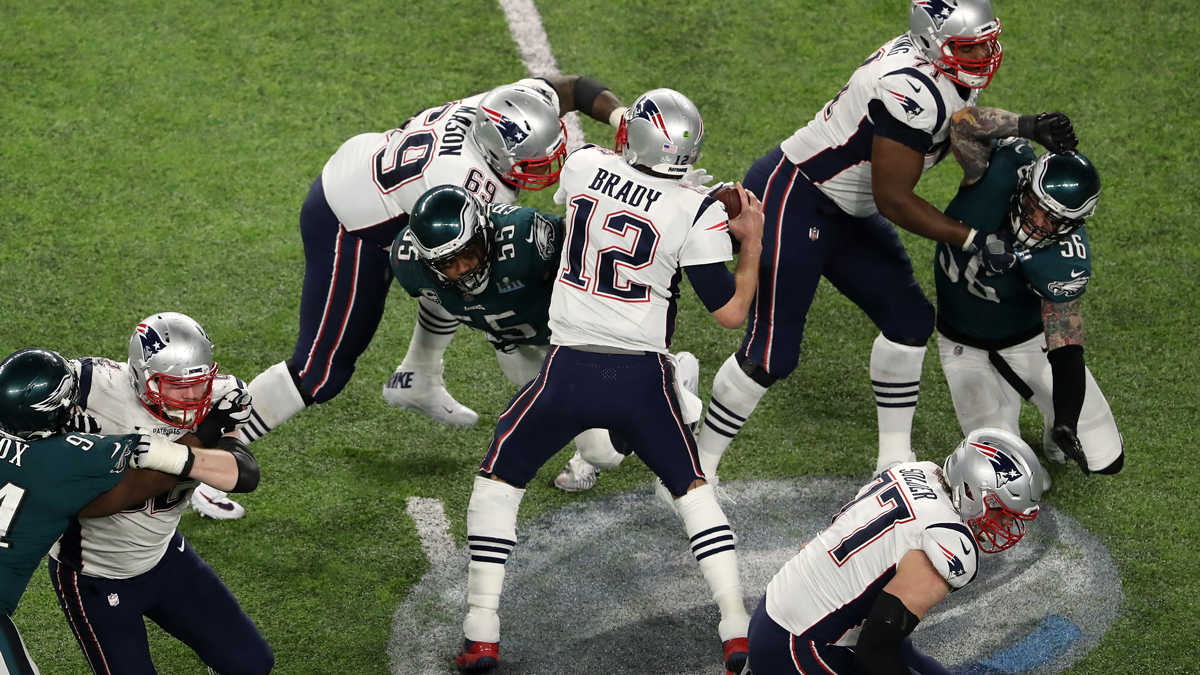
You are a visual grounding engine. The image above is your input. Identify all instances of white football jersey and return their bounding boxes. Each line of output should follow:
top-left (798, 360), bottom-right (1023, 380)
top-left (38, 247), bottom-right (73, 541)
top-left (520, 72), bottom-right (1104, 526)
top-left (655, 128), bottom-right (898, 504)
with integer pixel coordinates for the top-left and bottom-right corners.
top-left (320, 78), bottom-right (561, 241)
top-left (765, 462), bottom-right (979, 645)
top-left (49, 357), bottom-right (244, 579)
top-left (779, 33), bottom-right (981, 217)
top-left (549, 146), bottom-right (733, 353)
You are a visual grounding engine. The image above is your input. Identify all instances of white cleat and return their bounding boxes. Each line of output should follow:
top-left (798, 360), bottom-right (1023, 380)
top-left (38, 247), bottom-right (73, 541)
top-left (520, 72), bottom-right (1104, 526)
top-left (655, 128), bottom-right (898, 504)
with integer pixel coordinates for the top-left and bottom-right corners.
top-left (382, 366), bottom-right (479, 428)
top-left (554, 452), bottom-right (599, 492)
top-left (191, 483), bottom-right (245, 520)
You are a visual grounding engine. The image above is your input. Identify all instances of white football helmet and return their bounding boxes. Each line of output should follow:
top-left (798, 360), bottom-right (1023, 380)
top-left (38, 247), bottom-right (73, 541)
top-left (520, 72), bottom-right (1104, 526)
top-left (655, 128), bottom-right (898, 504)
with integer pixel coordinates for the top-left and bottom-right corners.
top-left (128, 312), bottom-right (218, 429)
top-left (615, 88), bottom-right (704, 178)
top-left (942, 427), bottom-right (1043, 553)
top-left (909, 0), bottom-right (1003, 89)
top-left (471, 83), bottom-right (567, 191)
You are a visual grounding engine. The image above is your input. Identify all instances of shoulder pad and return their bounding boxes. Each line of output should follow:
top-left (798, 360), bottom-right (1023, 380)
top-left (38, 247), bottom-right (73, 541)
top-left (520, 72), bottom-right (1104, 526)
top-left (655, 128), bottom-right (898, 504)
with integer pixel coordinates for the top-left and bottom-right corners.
top-left (878, 69), bottom-right (945, 134)
top-left (921, 522), bottom-right (979, 590)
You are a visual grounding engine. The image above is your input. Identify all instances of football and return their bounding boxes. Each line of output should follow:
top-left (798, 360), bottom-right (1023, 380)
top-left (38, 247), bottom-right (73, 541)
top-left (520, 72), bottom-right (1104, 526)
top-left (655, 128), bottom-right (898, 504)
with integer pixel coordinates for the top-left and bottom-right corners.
top-left (711, 183), bottom-right (742, 219)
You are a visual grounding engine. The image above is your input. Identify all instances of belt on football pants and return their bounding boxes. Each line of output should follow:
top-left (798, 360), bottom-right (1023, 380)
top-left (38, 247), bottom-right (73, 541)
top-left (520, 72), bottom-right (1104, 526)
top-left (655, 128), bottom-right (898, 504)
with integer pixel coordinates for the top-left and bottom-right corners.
top-left (987, 350), bottom-right (1035, 400)
top-left (566, 344), bottom-right (648, 356)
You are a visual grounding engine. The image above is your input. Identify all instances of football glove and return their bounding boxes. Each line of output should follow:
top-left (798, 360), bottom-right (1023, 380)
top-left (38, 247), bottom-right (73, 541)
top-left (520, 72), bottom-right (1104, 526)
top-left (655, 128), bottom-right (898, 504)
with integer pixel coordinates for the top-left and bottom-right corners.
top-left (132, 430), bottom-right (194, 476)
top-left (1019, 112), bottom-right (1078, 154)
top-left (66, 411), bottom-right (102, 434)
top-left (965, 228), bottom-right (1019, 275)
top-left (680, 167), bottom-right (715, 189)
top-left (193, 389), bottom-right (254, 447)
top-left (1049, 424), bottom-right (1089, 475)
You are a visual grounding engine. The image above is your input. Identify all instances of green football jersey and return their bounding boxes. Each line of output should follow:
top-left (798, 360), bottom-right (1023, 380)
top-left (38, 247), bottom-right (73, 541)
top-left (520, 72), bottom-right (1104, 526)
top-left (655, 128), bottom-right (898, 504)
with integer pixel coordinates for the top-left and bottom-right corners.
top-left (935, 138), bottom-right (1094, 343)
top-left (0, 432), bottom-right (136, 615)
top-left (390, 204), bottom-right (562, 347)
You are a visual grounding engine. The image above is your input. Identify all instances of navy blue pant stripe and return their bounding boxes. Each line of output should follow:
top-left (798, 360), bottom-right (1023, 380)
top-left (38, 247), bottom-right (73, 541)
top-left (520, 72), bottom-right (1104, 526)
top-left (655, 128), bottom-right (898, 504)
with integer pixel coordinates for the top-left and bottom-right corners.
top-left (50, 559), bottom-right (111, 675)
top-left (703, 418), bottom-right (738, 438)
top-left (709, 398), bottom-right (747, 423)
top-left (705, 408), bottom-right (742, 431)
top-left (692, 534), bottom-right (735, 551)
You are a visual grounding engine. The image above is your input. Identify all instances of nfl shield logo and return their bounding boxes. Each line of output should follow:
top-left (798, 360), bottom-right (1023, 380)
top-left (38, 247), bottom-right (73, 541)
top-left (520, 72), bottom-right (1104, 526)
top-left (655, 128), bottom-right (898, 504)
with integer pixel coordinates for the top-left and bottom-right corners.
top-left (108, 593), bottom-right (120, 607)
top-left (809, 227), bottom-right (820, 241)
top-left (954, 345), bottom-right (963, 356)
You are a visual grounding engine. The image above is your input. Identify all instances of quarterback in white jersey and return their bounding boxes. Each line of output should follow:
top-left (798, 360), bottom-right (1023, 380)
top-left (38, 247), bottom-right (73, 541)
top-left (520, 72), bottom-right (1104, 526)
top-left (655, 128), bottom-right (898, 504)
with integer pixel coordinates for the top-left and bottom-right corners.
top-left (748, 428), bottom-right (1043, 675)
top-left (49, 313), bottom-right (273, 675)
top-left (455, 89), bottom-right (764, 675)
top-left (244, 75), bottom-right (628, 446)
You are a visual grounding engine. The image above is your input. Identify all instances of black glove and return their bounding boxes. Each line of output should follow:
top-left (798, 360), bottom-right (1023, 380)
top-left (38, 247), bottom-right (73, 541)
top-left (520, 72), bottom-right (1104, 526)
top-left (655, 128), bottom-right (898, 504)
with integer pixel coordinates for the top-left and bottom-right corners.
top-left (1019, 112), bottom-right (1078, 154)
top-left (1049, 424), bottom-right (1089, 475)
top-left (193, 389), bottom-right (253, 447)
top-left (66, 411), bottom-right (102, 434)
top-left (966, 228), bottom-right (1018, 275)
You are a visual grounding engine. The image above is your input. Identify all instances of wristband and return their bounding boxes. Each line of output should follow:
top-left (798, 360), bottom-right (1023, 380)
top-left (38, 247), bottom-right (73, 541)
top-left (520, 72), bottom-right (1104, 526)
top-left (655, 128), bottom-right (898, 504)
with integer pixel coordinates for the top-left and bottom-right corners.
top-left (572, 76), bottom-right (610, 119)
top-left (962, 227), bottom-right (979, 252)
top-left (143, 434), bottom-right (194, 476)
top-left (608, 106), bottom-right (628, 128)
top-left (1018, 114), bottom-right (1037, 139)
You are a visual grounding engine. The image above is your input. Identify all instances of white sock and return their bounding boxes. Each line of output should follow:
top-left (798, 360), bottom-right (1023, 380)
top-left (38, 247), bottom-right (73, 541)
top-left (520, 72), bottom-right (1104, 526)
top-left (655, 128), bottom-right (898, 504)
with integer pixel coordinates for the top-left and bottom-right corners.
top-left (697, 355), bottom-right (768, 479)
top-left (871, 334), bottom-right (925, 472)
top-left (399, 299), bottom-right (458, 371)
top-left (462, 476), bottom-right (525, 643)
top-left (574, 429), bottom-right (625, 470)
top-left (242, 361), bottom-right (308, 442)
top-left (676, 484), bottom-right (749, 641)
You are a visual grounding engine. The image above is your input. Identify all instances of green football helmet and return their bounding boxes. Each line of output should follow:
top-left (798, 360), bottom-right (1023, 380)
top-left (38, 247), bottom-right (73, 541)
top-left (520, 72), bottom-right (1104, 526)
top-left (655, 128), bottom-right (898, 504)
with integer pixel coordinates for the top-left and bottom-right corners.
top-left (0, 348), bottom-right (78, 440)
top-left (407, 185), bottom-right (493, 294)
top-left (1010, 151), bottom-right (1101, 250)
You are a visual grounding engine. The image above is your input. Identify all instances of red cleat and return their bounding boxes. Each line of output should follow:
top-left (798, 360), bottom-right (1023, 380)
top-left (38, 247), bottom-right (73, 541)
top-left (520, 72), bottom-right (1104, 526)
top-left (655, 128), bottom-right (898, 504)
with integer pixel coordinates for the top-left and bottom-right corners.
top-left (724, 636), bottom-right (750, 675)
top-left (455, 639), bottom-right (499, 673)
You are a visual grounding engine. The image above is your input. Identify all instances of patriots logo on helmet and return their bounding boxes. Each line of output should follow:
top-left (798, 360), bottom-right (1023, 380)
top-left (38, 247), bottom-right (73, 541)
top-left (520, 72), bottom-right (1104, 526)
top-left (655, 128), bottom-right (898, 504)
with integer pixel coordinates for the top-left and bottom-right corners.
top-left (632, 97), bottom-right (671, 141)
top-left (481, 106), bottom-right (530, 152)
top-left (914, 0), bottom-right (955, 30)
top-left (889, 90), bottom-right (926, 121)
top-left (136, 323), bottom-right (168, 362)
top-left (938, 543), bottom-right (967, 578)
top-left (1047, 275), bottom-right (1090, 297)
top-left (29, 374), bottom-right (74, 412)
top-left (971, 442), bottom-right (1024, 488)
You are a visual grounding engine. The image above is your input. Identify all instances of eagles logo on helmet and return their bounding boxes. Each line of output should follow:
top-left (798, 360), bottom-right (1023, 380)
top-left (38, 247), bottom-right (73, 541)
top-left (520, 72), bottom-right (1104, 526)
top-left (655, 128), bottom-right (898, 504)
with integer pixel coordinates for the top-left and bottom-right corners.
top-left (0, 348), bottom-right (79, 439)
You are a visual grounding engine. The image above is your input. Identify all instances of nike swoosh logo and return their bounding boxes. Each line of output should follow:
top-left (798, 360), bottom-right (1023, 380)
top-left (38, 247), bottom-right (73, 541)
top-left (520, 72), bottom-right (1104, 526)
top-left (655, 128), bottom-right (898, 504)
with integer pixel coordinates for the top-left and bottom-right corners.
top-left (1070, 269), bottom-right (1085, 278)
top-left (178, 539), bottom-right (186, 552)
top-left (961, 540), bottom-right (970, 555)
top-left (442, 406), bottom-right (455, 414)
top-left (526, 230), bottom-right (535, 243)
top-left (909, 81), bottom-right (922, 93)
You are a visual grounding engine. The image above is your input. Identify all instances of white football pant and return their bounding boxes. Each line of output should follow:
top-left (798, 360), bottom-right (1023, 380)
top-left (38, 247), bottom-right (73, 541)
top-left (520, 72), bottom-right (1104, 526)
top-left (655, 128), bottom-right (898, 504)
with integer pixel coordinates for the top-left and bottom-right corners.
top-left (938, 333), bottom-right (1122, 471)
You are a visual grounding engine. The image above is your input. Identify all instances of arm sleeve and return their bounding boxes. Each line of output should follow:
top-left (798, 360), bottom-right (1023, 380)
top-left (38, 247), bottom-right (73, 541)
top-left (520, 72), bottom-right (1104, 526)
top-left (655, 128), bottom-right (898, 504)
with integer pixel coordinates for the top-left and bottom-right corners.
top-left (1048, 344), bottom-right (1086, 430)
top-left (920, 523), bottom-right (979, 590)
top-left (684, 262), bottom-right (736, 313)
top-left (853, 590), bottom-right (920, 675)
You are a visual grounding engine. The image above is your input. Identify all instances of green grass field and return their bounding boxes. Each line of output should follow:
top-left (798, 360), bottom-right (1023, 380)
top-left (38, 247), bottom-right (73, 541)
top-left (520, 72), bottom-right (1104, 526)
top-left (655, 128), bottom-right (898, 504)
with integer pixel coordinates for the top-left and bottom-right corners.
top-left (2, 0), bottom-right (1198, 672)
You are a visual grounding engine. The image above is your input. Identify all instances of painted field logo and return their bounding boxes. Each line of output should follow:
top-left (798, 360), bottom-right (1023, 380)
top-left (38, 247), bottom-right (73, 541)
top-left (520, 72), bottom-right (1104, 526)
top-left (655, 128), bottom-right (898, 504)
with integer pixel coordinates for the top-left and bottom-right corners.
top-left (392, 479), bottom-right (1120, 675)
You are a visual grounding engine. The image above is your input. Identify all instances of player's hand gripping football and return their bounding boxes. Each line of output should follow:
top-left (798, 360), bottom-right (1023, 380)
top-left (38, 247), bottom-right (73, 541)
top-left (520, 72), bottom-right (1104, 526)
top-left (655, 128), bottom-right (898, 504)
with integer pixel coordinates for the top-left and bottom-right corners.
top-left (725, 182), bottom-right (764, 256)
top-left (1020, 112), bottom-right (1078, 154)
top-left (192, 389), bottom-right (254, 447)
top-left (1050, 423), bottom-right (1089, 475)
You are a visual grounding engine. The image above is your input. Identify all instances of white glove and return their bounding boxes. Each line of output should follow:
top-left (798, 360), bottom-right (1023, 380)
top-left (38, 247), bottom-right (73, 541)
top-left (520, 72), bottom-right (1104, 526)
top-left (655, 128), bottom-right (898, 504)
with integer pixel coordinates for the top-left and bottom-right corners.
top-left (679, 167), bottom-right (715, 189)
top-left (132, 430), bottom-right (193, 476)
top-left (66, 411), bottom-right (102, 434)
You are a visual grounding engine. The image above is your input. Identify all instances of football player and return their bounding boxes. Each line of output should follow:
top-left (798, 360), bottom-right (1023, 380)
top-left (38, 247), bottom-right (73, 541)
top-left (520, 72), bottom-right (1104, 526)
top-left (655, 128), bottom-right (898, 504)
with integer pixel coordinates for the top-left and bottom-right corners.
top-left (0, 348), bottom-right (201, 675)
top-left (454, 88), bottom-right (764, 675)
top-left (390, 184), bottom-right (649, 484)
top-left (747, 428), bottom-right (1043, 674)
top-left (242, 76), bottom-right (627, 444)
top-left (47, 313), bottom-right (273, 675)
top-left (695, 0), bottom-right (1082, 485)
top-left (935, 107), bottom-right (1123, 476)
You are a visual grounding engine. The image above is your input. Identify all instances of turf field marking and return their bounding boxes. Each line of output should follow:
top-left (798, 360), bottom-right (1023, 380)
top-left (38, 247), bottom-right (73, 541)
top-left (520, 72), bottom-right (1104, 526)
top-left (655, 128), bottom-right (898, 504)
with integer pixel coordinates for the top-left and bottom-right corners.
top-left (496, 0), bottom-right (587, 152)
top-left (405, 497), bottom-right (454, 567)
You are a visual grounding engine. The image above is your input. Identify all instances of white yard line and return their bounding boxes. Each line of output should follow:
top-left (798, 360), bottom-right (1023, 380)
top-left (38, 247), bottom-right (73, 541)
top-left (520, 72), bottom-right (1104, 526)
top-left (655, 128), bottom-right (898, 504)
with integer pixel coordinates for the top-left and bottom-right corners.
top-left (405, 496), bottom-right (455, 566)
top-left (496, 0), bottom-right (587, 152)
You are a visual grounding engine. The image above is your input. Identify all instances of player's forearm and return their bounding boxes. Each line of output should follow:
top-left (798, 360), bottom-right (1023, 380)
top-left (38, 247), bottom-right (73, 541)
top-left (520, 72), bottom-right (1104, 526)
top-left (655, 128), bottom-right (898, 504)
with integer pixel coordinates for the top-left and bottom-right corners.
top-left (544, 75), bottom-right (624, 126)
top-left (876, 191), bottom-right (972, 247)
top-left (712, 248), bottom-right (761, 329)
top-left (189, 435), bottom-right (261, 493)
top-left (1042, 299), bottom-right (1085, 350)
top-left (1043, 299), bottom-right (1087, 429)
top-left (950, 107), bottom-right (1020, 185)
top-left (78, 469), bottom-right (179, 518)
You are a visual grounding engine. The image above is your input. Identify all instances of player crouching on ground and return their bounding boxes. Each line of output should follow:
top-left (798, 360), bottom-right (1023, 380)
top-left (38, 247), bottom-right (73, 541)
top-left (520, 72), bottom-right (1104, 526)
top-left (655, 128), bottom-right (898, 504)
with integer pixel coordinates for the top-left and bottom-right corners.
top-left (455, 88), bottom-right (764, 675)
top-left (48, 313), bottom-right (273, 675)
top-left (747, 428), bottom-right (1043, 675)
top-left (389, 184), bottom-right (635, 489)
top-left (936, 108), bottom-right (1123, 479)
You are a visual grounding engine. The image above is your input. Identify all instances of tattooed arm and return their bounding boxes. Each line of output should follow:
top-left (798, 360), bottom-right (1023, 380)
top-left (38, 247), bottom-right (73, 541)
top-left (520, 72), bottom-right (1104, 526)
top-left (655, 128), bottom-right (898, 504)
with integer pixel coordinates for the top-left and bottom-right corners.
top-left (1042, 298), bottom-right (1085, 349)
top-left (950, 107), bottom-right (1022, 186)
top-left (1043, 297), bottom-right (1090, 471)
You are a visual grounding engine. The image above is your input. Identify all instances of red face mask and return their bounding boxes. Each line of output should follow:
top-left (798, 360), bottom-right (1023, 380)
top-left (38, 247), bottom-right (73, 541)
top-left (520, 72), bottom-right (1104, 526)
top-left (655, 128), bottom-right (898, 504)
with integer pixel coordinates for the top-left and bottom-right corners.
top-left (140, 366), bottom-right (218, 429)
top-left (938, 24), bottom-right (1004, 89)
top-left (504, 121), bottom-right (568, 191)
top-left (969, 493), bottom-right (1039, 553)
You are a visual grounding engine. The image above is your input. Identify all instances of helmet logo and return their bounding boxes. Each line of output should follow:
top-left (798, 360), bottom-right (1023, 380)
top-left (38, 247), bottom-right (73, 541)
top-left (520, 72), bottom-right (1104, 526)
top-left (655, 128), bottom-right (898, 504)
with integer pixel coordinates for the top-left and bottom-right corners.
top-left (481, 106), bottom-right (530, 152)
top-left (29, 374), bottom-right (73, 412)
top-left (914, 0), bottom-right (955, 30)
top-left (938, 543), bottom-right (967, 578)
top-left (136, 323), bottom-right (168, 362)
top-left (888, 90), bottom-right (926, 121)
top-left (970, 442), bottom-right (1023, 488)
top-left (632, 97), bottom-right (671, 141)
